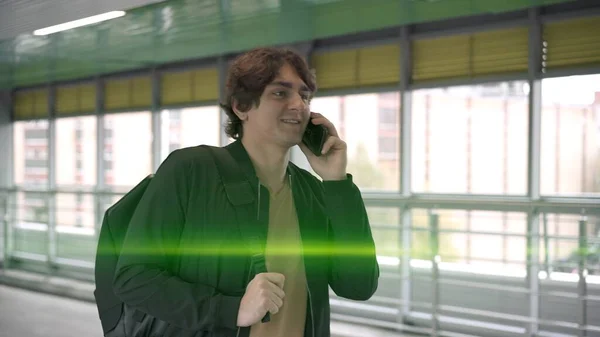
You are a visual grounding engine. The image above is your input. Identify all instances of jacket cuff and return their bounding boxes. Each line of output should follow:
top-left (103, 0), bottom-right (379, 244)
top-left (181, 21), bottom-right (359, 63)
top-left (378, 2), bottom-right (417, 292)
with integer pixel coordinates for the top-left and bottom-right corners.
top-left (322, 173), bottom-right (354, 190)
top-left (216, 295), bottom-right (242, 330)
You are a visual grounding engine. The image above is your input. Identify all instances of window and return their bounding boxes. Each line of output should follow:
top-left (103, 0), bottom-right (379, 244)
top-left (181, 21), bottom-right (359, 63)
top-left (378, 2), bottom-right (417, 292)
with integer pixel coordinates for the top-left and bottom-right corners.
top-left (539, 213), bottom-right (600, 275)
top-left (412, 82), bottom-right (528, 195)
top-left (14, 120), bottom-right (49, 186)
top-left (411, 209), bottom-right (527, 273)
top-left (56, 193), bottom-right (95, 230)
top-left (17, 192), bottom-right (49, 224)
top-left (367, 207), bottom-right (400, 261)
top-left (293, 92), bottom-right (401, 191)
top-left (56, 116), bottom-right (97, 186)
top-left (160, 106), bottom-right (221, 162)
top-left (379, 107), bottom-right (397, 125)
top-left (378, 136), bottom-right (397, 160)
top-left (103, 112), bottom-right (153, 187)
top-left (540, 74), bottom-right (600, 197)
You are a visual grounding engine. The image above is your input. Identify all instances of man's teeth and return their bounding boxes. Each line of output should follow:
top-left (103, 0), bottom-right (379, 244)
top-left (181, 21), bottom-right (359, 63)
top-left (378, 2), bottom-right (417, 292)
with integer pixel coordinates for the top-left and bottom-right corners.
top-left (282, 119), bottom-right (300, 124)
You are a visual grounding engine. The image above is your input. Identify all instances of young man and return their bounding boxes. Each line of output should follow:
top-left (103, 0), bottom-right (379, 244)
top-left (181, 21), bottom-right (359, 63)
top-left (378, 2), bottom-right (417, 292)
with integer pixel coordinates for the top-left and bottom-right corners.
top-left (113, 47), bottom-right (379, 337)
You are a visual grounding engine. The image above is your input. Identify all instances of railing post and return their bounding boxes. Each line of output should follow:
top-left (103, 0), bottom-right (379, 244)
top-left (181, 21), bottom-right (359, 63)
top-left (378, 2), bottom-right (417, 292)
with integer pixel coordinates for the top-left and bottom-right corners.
top-left (2, 193), bottom-right (9, 270)
top-left (578, 213), bottom-right (588, 337)
top-left (429, 210), bottom-right (440, 337)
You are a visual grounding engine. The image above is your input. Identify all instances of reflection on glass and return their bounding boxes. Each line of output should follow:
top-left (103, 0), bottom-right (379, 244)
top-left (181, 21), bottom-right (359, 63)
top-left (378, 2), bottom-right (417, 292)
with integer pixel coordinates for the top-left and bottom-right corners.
top-left (103, 112), bottom-right (152, 187)
top-left (56, 116), bottom-right (97, 186)
top-left (160, 106), bottom-right (221, 162)
top-left (13, 120), bottom-right (49, 186)
top-left (412, 82), bottom-right (528, 195)
top-left (541, 74), bottom-right (600, 196)
top-left (293, 92), bottom-right (401, 191)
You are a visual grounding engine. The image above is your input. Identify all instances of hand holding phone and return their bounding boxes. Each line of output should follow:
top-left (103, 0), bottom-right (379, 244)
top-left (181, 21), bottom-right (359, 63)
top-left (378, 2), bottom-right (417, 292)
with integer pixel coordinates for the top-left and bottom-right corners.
top-left (302, 119), bottom-right (329, 156)
top-left (300, 112), bottom-right (347, 181)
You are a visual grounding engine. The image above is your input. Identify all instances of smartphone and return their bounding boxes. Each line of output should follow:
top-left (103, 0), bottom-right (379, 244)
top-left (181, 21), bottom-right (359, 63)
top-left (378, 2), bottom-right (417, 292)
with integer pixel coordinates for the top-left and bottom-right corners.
top-left (302, 120), bottom-right (329, 156)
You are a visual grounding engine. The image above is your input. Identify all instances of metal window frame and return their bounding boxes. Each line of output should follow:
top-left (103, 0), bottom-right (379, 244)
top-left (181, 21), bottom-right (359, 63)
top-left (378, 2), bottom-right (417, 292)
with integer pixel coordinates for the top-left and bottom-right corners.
top-left (2, 5), bottom-right (600, 337)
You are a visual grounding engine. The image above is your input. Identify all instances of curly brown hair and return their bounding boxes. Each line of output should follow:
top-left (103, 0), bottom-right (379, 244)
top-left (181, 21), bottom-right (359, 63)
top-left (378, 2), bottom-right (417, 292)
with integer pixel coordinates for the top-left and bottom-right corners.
top-left (219, 47), bottom-right (317, 140)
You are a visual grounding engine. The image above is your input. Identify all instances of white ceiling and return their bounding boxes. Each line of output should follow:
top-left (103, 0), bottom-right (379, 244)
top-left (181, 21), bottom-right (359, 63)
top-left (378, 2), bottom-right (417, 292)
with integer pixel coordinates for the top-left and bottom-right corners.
top-left (0, 0), bottom-right (165, 40)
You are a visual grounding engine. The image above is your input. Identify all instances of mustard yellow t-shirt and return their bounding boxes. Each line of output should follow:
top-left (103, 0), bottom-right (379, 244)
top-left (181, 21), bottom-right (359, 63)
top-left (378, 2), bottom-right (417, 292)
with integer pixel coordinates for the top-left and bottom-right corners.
top-left (249, 180), bottom-right (307, 337)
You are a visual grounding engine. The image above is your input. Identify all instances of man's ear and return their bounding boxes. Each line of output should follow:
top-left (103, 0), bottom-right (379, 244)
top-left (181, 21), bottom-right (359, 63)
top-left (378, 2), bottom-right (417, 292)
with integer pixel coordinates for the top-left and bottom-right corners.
top-left (232, 99), bottom-right (249, 121)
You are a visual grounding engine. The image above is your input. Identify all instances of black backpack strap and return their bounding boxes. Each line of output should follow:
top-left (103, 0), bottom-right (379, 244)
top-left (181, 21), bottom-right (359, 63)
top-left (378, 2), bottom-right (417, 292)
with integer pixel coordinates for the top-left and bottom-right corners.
top-left (201, 145), bottom-right (271, 323)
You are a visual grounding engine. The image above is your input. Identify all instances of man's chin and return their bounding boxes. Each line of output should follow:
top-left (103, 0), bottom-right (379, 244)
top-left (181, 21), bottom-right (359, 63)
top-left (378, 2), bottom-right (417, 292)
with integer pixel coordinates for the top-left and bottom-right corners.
top-left (280, 136), bottom-right (303, 149)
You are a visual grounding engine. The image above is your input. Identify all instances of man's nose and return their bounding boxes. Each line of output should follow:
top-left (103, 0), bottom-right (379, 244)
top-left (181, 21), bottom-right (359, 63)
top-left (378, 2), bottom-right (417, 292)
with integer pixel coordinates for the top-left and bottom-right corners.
top-left (288, 93), bottom-right (307, 111)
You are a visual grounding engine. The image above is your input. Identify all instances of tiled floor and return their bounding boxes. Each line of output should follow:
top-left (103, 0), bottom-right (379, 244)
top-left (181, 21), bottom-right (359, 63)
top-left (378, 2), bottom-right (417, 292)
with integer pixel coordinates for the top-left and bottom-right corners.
top-left (0, 284), bottom-right (412, 337)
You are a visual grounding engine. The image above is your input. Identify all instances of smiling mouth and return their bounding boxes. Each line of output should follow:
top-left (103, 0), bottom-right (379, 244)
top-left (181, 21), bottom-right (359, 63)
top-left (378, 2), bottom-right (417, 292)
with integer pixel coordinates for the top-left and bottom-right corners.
top-left (281, 119), bottom-right (301, 124)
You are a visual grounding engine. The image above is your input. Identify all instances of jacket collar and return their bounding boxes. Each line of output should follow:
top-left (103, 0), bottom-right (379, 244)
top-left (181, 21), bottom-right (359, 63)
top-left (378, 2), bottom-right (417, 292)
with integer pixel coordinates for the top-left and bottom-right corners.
top-left (224, 139), bottom-right (299, 184)
top-left (224, 139), bottom-right (258, 184)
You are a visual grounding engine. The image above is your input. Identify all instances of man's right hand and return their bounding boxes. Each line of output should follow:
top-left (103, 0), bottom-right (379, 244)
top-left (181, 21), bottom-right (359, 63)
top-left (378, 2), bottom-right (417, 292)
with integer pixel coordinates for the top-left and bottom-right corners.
top-left (236, 273), bottom-right (285, 327)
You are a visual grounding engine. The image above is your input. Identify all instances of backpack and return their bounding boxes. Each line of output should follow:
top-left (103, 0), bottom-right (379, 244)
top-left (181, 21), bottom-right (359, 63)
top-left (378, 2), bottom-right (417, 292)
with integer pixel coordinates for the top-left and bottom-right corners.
top-left (93, 145), bottom-right (270, 336)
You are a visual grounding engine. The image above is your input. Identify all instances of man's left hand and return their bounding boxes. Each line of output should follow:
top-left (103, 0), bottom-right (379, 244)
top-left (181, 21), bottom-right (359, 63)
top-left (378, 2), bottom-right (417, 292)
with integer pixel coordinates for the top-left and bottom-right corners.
top-left (299, 112), bottom-right (348, 181)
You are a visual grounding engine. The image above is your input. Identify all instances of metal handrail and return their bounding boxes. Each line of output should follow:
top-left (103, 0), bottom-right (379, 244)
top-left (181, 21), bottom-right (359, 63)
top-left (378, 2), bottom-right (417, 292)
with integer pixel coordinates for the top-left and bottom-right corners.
top-left (2, 187), bottom-right (599, 214)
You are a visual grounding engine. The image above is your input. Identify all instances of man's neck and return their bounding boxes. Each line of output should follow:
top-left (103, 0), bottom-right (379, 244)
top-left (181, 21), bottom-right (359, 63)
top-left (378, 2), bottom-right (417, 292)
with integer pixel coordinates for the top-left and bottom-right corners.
top-left (241, 136), bottom-right (290, 192)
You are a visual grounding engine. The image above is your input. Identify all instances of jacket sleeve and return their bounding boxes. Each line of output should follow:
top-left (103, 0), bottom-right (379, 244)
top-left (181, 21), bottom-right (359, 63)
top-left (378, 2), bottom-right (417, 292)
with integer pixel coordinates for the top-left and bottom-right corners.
top-left (112, 149), bottom-right (241, 331)
top-left (322, 174), bottom-right (380, 300)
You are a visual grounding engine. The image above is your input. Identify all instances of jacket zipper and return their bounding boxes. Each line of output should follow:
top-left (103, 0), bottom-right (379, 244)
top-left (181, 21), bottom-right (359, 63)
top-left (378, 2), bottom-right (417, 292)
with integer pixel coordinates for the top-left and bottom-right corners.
top-left (289, 174), bottom-right (316, 337)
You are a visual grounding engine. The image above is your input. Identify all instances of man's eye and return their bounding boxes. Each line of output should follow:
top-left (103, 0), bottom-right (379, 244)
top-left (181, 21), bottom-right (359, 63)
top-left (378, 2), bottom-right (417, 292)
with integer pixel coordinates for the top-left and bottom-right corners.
top-left (274, 91), bottom-right (286, 97)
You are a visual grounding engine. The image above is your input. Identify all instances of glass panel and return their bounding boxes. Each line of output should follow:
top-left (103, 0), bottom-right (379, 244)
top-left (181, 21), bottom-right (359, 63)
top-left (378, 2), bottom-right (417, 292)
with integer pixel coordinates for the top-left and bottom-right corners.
top-left (412, 82), bottom-right (528, 194)
top-left (13, 191), bottom-right (49, 256)
top-left (55, 193), bottom-right (96, 231)
top-left (293, 92), bottom-right (401, 191)
top-left (411, 209), bottom-right (430, 260)
top-left (412, 209), bottom-right (527, 273)
top-left (539, 213), bottom-right (600, 276)
top-left (56, 116), bottom-right (97, 186)
top-left (15, 191), bottom-right (49, 225)
top-left (103, 112), bottom-right (152, 187)
top-left (56, 192), bottom-right (97, 263)
top-left (13, 120), bottom-right (49, 186)
top-left (540, 74), bottom-right (600, 197)
top-left (366, 207), bottom-right (400, 259)
top-left (160, 106), bottom-right (221, 162)
top-left (537, 214), bottom-right (600, 328)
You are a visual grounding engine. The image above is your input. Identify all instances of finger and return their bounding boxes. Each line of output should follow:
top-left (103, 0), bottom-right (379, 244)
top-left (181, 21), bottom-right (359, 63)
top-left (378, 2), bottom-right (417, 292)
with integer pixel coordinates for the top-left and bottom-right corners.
top-left (310, 112), bottom-right (339, 137)
top-left (267, 298), bottom-right (280, 315)
top-left (267, 281), bottom-right (286, 300)
top-left (321, 136), bottom-right (342, 155)
top-left (268, 290), bottom-right (284, 308)
top-left (263, 273), bottom-right (285, 289)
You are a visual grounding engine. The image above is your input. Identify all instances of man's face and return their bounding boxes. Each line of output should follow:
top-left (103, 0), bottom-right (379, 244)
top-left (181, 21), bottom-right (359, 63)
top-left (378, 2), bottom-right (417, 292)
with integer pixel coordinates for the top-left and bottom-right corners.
top-left (238, 63), bottom-right (312, 148)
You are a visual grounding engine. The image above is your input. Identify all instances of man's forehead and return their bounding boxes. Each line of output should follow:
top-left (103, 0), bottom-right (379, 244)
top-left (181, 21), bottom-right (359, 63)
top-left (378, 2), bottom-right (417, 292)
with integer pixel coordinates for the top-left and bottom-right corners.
top-left (269, 80), bottom-right (310, 92)
top-left (271, 63), bottom-right (311, 90)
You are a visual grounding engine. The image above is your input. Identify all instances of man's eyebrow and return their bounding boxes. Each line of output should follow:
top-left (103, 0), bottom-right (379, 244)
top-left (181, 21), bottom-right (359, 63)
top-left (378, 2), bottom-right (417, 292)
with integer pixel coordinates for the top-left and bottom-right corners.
top-left (270, 81), bottom-right (311, 92)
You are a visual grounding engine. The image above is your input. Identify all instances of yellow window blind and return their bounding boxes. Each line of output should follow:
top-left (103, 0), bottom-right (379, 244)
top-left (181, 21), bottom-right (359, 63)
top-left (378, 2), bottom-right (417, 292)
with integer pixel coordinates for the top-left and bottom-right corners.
top-left (105, 76), bottom-right (152, 111)
top-left (56, 83), bottom-right (96, 115)
top-left (161, 67), bottom-right (219, 106)
top-left (412, 26), bottom-right (528, 82)
top-left (311, 43), bottom-right (400, 90)
top-left (13, 89), bottom-right (49, 120)
top-left (472, 27), bottom-right (529, 75)
top-left (543, 16), bottom-right (600, 70)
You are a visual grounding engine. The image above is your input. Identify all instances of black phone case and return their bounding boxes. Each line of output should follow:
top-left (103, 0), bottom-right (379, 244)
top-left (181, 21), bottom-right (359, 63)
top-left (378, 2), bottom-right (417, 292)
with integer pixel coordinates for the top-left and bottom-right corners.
top-left (302, 123), bottom-right (328, 156)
